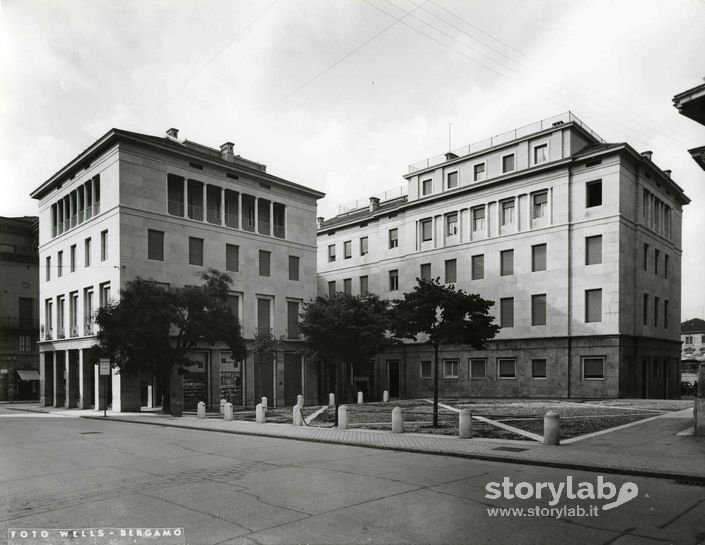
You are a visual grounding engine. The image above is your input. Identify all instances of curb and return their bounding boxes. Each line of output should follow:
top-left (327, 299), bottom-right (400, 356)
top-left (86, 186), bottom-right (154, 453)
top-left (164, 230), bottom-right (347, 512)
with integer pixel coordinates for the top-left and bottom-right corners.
top-left (80, 415), bottom-right (705, 484)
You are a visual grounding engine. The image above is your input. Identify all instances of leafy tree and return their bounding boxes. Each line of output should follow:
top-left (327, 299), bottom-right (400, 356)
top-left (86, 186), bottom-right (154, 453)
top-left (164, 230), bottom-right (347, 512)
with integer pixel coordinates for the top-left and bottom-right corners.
top-left (390, 277), bottom-right (500, 426)
top-left (93, 269), bottom-right (246, 415)
top-left (298, 292), bottom-right (391, 424)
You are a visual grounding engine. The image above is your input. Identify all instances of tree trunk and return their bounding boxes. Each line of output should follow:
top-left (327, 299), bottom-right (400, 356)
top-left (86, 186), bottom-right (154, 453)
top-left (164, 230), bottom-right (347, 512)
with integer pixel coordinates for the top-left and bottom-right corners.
top-left (433, 342), bottom-right (439, 428)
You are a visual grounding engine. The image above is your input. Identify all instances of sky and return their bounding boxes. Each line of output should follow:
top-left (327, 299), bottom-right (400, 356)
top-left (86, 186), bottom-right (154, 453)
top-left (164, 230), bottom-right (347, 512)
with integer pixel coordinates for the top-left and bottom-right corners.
top-left (1, 0), bottom-right (704, 318)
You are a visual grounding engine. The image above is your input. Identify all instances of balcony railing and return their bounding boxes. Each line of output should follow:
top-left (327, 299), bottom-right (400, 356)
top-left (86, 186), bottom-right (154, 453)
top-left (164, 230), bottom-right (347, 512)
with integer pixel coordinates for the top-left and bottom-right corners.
top-left (57, 327), bottom-right (65, 339)
top-left (94, 201), bottom-right (100, 215)
top-left (206, 208), bottom-right (221, 224)
top-left (84, 321), bottom-right (94, 336)
top-left (187, 204), bottom-right (203, 221)
top-left (168, 200), bottom-right (184, 216)
top-left (273, 224), bottom-right (285, 239)
top-left (45, 329), bottom-right (53, 340)
top-left (243, 218), bottom-right (255, 232)
top-left (224, 213), bottom-right (239, 228)
top-left (258, 220), bottom-right (271, 235)
top-left (85, 205), bottom-right (93, 220)
top-left (70, 325), bottom-right (79, 338)
top-left (71, 214), bottom-right (77, 228)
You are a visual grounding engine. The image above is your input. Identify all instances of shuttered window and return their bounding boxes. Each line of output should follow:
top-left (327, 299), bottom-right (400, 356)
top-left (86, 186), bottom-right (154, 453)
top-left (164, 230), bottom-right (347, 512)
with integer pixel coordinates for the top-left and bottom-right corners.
top-left (257, 298), bottom-right (271, 333)
top-left (500, 297), bottom-right (514, 328)
top-left (583, 357), bottom-right (604, 380)
top-left (470, 359), bottom-right (486, 379)
top-left (472, 255), bottom-right (484, 280)
top-left (226, 244), bottom-right (239, 272)
top-left (445, 259), bottom-right (457, 284)
top-left (585, 289), bottom-right (602, 323)
top-left (420, 263), bottom-right (432, 281)
top-left (500, 249), bottom-right (514, 276)
top-left (287, 301), bottom-right (299, 339)
top-left (259, 250), bottom-right (271, 276)
top-left (585, 235), bottom-right (602, 265)
top-left (532, 294), bottom-right (547, 326)
top-left (148, 230), bottom-right (164, 261)
top-left (532, 244), bottom-right (546, 271)
top-left (188, 237), bottom-right (203, 266)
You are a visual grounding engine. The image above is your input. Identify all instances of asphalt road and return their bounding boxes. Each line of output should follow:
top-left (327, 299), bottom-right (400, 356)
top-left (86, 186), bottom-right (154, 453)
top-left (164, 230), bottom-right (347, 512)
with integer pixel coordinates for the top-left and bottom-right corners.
top-left (1, 406), bottom-right (704, 545)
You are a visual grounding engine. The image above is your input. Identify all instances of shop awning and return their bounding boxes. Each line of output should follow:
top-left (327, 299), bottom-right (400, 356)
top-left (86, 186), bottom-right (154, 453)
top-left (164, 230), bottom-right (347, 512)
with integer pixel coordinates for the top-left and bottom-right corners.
top-left (16, 369), bottom-right (40, 381)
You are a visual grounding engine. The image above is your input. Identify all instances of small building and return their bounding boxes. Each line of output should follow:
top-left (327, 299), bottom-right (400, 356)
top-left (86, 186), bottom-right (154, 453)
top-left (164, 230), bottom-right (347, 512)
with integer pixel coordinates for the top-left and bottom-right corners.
top-left (681, 318), bottom-right (705, 372)
top-left (317, 112), bottom-right (689, 399)
top-left (31, 128), bottom-right (324, 411)
top-left (0, 216), bottom-right (40, 401)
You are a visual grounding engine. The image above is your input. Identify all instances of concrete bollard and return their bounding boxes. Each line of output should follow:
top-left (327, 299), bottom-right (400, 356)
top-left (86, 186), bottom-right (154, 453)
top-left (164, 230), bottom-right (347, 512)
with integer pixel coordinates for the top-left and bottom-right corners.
top-left (219, 398), bottom-right (226, 415)
top-left (197, 401), bottom-right (206, 419)
top-left (296, 394), bottom-right (304, 408)
top-left (261, 396), bottom-right (268, 409)
top-left (383, 390), bottom-right (389, 403)
top-left (293, 405), bottom-right (303, 426)
top-left (392, 407), bottom-right (404, 433)
top-left (256, 403), bottom-right (266, 424)
top-left (338, 404), bottom-right (348, 429)
top-left (543, 412), bottom-right (560, 445)
top-left (329, 393), bottom-right (335, 407)
top-left (459, 408), bottom-right (473, 438)
top-left (224, 402), bottom-right (233, 421)
top-left (357, 391), bottom-right (364, 404)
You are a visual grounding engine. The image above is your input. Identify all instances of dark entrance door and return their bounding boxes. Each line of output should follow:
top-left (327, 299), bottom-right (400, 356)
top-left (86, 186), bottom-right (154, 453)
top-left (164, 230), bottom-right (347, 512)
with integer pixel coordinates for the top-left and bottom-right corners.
top-left (283, 353), bottom-right (302, 406)
top-left (387, 360), bottom-right (400, 398)
top-left (257, 356), bottom-right (275, 406)
top-left (182, 353), bottom-right (208, 411)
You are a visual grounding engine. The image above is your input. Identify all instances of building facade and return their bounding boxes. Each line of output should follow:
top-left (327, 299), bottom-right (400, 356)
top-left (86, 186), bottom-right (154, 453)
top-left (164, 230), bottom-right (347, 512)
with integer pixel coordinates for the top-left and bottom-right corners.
top-left (317, 113), bottom-right (689, 400)
top-left (0, 216), bottom-right (40, 401)
top-left (31, 128), bottom-right (324, 411)
top-left (673, 81), bottom-right (705, 170)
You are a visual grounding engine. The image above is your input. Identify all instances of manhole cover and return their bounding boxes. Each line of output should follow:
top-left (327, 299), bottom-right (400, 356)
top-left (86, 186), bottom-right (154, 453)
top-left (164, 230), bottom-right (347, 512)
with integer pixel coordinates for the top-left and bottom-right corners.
top-left (493, 446), bottom-right (529, 452)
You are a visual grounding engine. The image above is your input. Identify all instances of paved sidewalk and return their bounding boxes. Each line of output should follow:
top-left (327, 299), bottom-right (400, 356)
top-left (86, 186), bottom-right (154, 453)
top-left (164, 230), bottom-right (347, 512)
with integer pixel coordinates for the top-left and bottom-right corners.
top-left (8, 404), bottom-right (704, 481)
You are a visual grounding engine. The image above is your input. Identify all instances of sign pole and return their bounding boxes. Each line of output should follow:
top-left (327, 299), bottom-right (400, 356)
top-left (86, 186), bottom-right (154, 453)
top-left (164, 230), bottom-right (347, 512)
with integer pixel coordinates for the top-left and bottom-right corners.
top-left (99, 358), bottom-right (110, 417)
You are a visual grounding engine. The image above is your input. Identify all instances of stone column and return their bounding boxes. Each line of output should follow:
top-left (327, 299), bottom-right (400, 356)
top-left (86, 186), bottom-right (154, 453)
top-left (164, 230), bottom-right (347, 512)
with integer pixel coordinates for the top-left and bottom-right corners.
top-left (53, 352), bottom-right (65, 407)
top-left (41, 352), bottom-right (54, 406)
top-left (78, 349), bottom-right (88, 409)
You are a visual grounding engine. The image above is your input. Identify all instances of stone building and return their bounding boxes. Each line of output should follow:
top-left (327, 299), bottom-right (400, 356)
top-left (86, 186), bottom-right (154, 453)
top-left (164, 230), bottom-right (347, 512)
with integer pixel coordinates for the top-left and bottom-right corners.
top-left (31, 128), bottom-right (324, 411)
top-left (317, 113), bottom-right (689, 399)
top-left (0, 216), bottom-right (40, 401)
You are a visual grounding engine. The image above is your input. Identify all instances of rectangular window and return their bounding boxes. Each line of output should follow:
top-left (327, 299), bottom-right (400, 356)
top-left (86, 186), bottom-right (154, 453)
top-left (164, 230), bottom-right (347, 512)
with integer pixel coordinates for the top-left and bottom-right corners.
top-left (501, 200), bottom-right (514, 226)
top-left (500, 249), bottom-right (514, 276)
top-left (288, 255), bottom-right (299, 281)
top-left (189, 237), bottom-right (203, 266)
top-left (470, 359), bottom-right (486, 379)
top-left (502, 154), bottom-right (515, 173)
top-left (532, 244), bottom-right (547, 271)
top-left (360, 275), bottom-right (369, 296)
top-left (344, 240), bottom-right (352, 259)
top-left (585, 235), bottom-right (602, 265)
top-left (654, 249), bottom-right (660, 275)
top-left (257, 298), bottom-right (271, 334)
top-left (445, 259), bottom-right (457, 284)
top-left (45, 299), bottom-right (53, 336)
top-left (473, 164), bottom-right (485, 182)
top-left (84, 238), bottom-right (91, 267)
top-left (46, 256), bottom-right (51, 281)
top-left (226, 244), bottom-right (239, 272)
top-left (99, 282), bottom-right (111, 308)
top-left (532, 359), bottom-right (547, 379)
top-left (443, 359), bottom-right (459, 378)
top-left (389, 228), bottom-right (399, 248)
top-left (500, 297), bottom-right (514, 328)
top-left (447, 171), bottom-right (459, 188)
top-left (532, 294), bottom-right (547, 326)
top-left (148, 230), bottom-right (165, 261)
top-left (585, 289), bottom-right (602, 323)
top-left (471, 254), bottom-right (484, 280)
top-left (664, 300), bottom-right (669, 329)
top-left (643, 294), bottom-right (649, 326)
top-left (586, 180), bottom-right (602, 207)
top-left (56, 295), bottom-right (65, 337)
top-left (287, 301), bottom-right (300, 339)
top-left (389, 270), bottom-right (399, 291)
top-left (654, 296), bottom-right (660, 327)
top-left (498, 358), bottom-right (516, 379)
top-left (343, 278), bottom-right (352, 295)
top-left (533, 143), bottom-right (548, 164)
top-left (84, 288), bottom-right (94, 335)
top-left (472, 207), bottom-right (485, 232)
top-left (422, 179), bottom-right (432, 196)
top-left (227, 294), bottom-right (239, 319)
top-left (420, 360), bottom-right (432, 379)
top-left (446, 213), bottom-right (458, 236)
top-left (420, 263), bottom-right (432, 281)
top-left (18, 335), bottom-right (33, 352)
top-left (664, 254), bottom-right (669, 279)
top-left (328, 244), bottom-right (336, 262)
top-left (167, 174), bottom-right (185, 216)
top-left (100, 230), bottom-right (108, 261)
top-left (643, 243), bottom-right (649, 271)
top-left (532, 192), bottom-right (548, 219)
top-left (360, 237), bottom-right (368, 256)
top-left (583, 357), bottom-right (605, 380)
top-left (57, 251), bottom-right (63, 277)
top-left (18, 297), bottom-right (33, 328)
top-left (421, 219), bottom-right (433, 241)
top-left (259, 250), bottom-right (271, 277)
top-left (70, 245), bottom-right (76, 272)
top-left (187, 179), bottom-right (204, 220)
top-left (69, 291), bottom-right (78, 336)
top-left (685, 336), bottom-right (693, 344)
top-left (328, 281), bottom-right (336, 298)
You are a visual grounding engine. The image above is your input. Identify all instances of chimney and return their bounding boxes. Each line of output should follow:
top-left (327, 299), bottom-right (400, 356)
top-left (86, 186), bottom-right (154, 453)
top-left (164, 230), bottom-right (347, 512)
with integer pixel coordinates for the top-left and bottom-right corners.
top-left (664, 169), bottom-right (672, 178)
top-left (317, 217), bottom-right (325, 228)
top-left (166, 128), bottom-right (179, 139)
top-left (369, 197), bottom-right (380, 212)
top-left (641, 150), bottom-right (653, 160)
top-left (220, 142), bottom-right (235, 162)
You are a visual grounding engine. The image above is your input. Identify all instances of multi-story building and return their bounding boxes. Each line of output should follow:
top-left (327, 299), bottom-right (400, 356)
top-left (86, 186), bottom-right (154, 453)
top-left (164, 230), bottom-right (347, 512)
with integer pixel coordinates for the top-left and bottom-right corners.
top-left (0, 216), bottom-right (40, 401)
top-left (317, 112), bottom-right (689, 399)
top-left (681, 318), bottom-right (705, 363)
top-left (673, 80), bottom-right (705, 170)
top-left (31, 128), bottom-right (324, 411)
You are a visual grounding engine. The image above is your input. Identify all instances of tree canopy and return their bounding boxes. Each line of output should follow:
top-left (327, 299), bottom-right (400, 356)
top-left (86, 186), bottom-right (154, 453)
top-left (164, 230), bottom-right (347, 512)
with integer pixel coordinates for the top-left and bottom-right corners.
top-left (93, 269), bottom-right (246, 415)
top-left (389, 277), bottom-right (500, 425)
